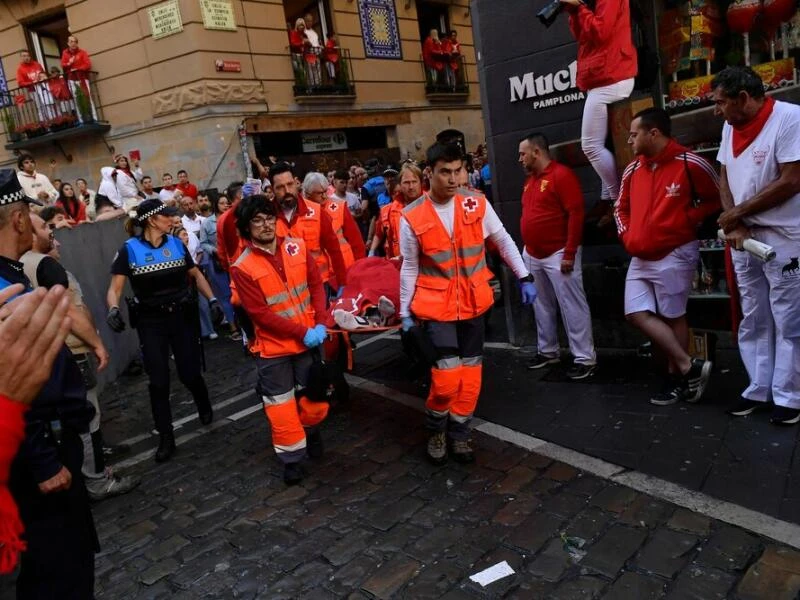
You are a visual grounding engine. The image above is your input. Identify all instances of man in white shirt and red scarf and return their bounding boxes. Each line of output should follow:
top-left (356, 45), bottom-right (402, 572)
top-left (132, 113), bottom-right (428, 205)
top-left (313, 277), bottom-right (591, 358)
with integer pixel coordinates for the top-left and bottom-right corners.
top-left (714, 66), bottom-right (800, 425)
top-left (399, 142), bottom-right (537, 465)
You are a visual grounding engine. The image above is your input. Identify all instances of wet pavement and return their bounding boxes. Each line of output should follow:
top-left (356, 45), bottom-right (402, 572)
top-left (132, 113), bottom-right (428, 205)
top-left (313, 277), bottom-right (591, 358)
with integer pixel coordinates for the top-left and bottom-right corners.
top-left (358, 336), bottom-right (800, 526)
top-left (3, 337), bottom-right (799, 598)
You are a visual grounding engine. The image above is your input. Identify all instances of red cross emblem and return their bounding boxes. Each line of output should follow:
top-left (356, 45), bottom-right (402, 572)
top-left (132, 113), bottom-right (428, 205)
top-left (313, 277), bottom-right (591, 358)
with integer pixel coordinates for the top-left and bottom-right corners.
top-left (285, 242), bottom-right (299, 256)
top-left (306, 206), bottom-right (315, 217)
top-left (327, 201), bottom-right (338, 212)
top-left (462, 197), bottom-right (478, 213)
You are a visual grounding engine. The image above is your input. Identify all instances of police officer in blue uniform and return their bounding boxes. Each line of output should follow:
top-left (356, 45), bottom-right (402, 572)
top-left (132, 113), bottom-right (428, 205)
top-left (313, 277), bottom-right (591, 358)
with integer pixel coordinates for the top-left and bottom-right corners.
top-left (0, 169), bottom-right (98, 598)
top-left (106, 199), bottom-right (222, 463)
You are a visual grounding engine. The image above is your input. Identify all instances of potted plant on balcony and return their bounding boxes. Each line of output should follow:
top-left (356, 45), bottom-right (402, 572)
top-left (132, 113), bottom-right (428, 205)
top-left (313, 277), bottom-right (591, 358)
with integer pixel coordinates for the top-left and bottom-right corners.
top-left (74, 85), bottom-right (94, 124)
top-left (1, 109), bottom-right (20, 142)
top-left (18, 122), bottom-right (47, 139)
top-left (48, 114), bottom-right (77, 132)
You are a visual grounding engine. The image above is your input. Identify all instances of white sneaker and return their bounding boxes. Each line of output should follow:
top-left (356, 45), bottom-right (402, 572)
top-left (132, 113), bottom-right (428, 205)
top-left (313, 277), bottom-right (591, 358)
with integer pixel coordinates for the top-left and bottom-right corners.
top-left (86, 468), bottom-right (140, 501)
top-left (333, 309), bottom-right (374, 331)
top-left (377, 296), bottom-right (396, 325)
top-left (208, 333), bottom-right (219, 340)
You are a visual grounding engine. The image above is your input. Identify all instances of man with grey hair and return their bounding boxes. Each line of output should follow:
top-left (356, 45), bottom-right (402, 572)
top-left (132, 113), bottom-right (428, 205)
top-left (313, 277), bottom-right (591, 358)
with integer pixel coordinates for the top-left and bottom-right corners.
top-left (303, 171), bottom-right (366, 293)
top-left (714, 66), bottom-right (800, 425)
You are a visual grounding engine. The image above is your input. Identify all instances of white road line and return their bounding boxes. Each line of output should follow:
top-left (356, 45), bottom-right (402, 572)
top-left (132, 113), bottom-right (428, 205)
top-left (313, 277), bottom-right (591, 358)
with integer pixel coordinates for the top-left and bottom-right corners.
top-left (112, 402), bottom-right (262, 471)
top-left (347, 374), bottom-right (800, 550)
top-left (117, 390), bottom-right (255, 447)
top-left (358, 334), bottom-right (517, 351)
top-left (112, 371), bottom-right (800, 549)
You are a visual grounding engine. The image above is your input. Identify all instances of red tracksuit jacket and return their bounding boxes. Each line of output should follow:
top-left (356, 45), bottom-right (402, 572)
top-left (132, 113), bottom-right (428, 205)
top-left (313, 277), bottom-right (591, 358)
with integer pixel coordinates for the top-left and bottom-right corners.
top-left (614, 140), bottom-right (721, 261)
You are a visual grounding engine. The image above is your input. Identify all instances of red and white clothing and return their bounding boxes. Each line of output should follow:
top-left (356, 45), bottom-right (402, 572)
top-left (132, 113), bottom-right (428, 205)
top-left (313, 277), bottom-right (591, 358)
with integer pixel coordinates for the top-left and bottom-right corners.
top-left (615, 140), bottom-right (720, 317)
top-left (615, 140), bottom-right (721, 260)
top-left (61, 48), bottom-right (92, 77)
top-left (719, 99), bottom-right (800, 409)
top-left (15, 61), bottom-right (45, 89)
top-left (176, 182), bottom-right (198, 199)
top-left (567, 0), bottom-right (637, 201)
top-left (521, 161), bottom-right (595, 364)
top-left (114, 166), bottom-right (143, 210)
top-left (521, 161), bottom-right (585, 262)
top-left (16, 171), bottom-right (57, 204)
top-left (399, 195), bottom-right (527, 318)
top-left (159, 186), bottom-right (178, 203)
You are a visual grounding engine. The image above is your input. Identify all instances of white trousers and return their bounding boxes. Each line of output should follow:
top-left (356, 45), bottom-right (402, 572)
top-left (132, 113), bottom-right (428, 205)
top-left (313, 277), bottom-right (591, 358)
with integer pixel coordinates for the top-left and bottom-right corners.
top-left (732, 228), bottom-right (800, 408)
top-left (581, 78), bottom-right (635, 200)
top-left (523, 247), bottom-right (597, 364)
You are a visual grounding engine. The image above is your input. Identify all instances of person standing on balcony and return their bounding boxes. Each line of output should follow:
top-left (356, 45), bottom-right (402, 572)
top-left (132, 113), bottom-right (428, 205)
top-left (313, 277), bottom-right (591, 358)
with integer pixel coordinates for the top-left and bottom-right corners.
top-left (560, 0), bottom-right (637, 225)
top-left (15, 50), bottom-right (44, 90)
top-left (112, 154), bottom-right (143, 211)
top-left (323, 32), bottom-right (340, 81)
top-left (16, 154), bottom-right (57, 205)
top-left (422, 30), bottom-right (444, 86)
top-left (440, 30), bottom-right (460, 90)
top-left (299, 17), bottom-right (322, 88)
top-left (61, 36), bottom-right (97, 123)
top-left (288, 21), bottom-right (305, 74)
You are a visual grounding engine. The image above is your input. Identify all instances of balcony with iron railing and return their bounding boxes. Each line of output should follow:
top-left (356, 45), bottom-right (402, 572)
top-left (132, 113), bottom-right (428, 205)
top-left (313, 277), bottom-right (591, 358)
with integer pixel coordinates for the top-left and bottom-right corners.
top-left (290, 46), bottom-right (356, 102)
top-left (422, 53), bottom-right (469, 101)
top-left (1, 71), bottom-right (110, 151)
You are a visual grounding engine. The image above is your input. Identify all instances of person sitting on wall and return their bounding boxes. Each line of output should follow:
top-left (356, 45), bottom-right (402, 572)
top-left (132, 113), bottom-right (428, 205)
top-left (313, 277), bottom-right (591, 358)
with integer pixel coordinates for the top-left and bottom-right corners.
top-left (560, 0), bottom-right (638, 227)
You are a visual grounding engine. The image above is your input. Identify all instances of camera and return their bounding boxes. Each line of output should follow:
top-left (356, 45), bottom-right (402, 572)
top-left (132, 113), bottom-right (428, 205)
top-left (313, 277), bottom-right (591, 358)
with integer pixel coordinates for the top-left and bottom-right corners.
top-left (537, 0), bottom-right (563, 27)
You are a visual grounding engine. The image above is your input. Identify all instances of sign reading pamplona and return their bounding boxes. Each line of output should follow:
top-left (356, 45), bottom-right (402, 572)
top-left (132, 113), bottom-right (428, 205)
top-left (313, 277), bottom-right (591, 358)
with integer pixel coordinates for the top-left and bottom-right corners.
top-left (509, 60), bottom-right (584, 109)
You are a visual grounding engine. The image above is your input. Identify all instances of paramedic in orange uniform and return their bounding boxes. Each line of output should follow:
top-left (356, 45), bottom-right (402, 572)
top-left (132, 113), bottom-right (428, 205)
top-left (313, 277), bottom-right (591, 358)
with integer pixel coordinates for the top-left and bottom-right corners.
top-left (230, 195), bottom-right (329, 486)
top-left (399, 143), bottom-right (537, 465)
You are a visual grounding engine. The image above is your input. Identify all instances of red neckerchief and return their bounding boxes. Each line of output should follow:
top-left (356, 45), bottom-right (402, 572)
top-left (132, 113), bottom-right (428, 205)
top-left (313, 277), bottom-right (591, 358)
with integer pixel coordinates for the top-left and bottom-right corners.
top-left (115, 167), bottom-right (133, 179)
top-left (732, 96), bottom-right (775, 158)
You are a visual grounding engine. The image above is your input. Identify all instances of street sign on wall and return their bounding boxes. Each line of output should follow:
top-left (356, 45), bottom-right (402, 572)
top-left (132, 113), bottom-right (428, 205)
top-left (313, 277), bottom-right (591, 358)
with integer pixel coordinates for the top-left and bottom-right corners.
top-left (301, 131), bottom-right (348, 153)
top-left (148, 0), bottom-right (183, 40)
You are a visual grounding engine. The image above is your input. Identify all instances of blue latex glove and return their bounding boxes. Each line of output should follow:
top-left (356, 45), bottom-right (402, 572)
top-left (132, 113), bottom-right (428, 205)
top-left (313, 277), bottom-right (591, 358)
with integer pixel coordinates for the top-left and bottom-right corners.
top-left (242, 181), bottom-right (261, 198)
top-left (303, 328), bottom-right (321, 349)
top-left (520, 281), bottom-right (538, 305)
top-left (336, 286), bottom-right (345, 299)
top-left (401, 317), bottom-right (415, 332)
top-left (314, 324), bottom-right (328, 344)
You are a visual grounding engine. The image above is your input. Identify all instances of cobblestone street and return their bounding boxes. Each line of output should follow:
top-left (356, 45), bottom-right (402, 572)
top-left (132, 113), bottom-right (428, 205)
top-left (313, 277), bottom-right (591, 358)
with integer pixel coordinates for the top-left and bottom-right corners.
top-left (4, 339), bottom-right (800, 599)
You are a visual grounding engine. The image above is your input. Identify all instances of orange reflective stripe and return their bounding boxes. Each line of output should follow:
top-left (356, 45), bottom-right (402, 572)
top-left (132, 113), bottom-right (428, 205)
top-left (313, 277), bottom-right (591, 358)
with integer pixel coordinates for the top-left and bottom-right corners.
top-left (325, 200), bottom-right (355, 269)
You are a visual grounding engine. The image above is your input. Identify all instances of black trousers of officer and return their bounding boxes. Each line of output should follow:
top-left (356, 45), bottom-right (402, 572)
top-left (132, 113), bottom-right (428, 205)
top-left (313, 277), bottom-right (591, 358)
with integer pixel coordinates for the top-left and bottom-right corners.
top-left (9, 348), bottom-right (98, 599)
top-left (11, 429), bottom-right (97, 599)
top-left (136, 305), bottom-right (211, 434)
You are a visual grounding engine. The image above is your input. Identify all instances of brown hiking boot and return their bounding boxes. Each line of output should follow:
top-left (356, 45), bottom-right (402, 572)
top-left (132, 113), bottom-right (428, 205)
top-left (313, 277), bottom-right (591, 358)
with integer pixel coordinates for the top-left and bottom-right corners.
top-left (450, 439), bottom-right (475, 464)
top-left (426, 432), bottom-right (447, 465)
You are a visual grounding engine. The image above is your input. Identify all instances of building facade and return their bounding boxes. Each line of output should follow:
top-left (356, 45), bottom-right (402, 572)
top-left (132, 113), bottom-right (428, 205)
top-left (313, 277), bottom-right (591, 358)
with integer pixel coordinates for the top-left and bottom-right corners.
top-left (0, 0), bottom-right (483, 189)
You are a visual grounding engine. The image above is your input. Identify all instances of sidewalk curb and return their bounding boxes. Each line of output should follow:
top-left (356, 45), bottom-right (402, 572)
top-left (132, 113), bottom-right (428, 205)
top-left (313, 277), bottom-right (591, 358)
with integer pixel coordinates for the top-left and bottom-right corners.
top-left (344, 373), bottom-right (800, 550)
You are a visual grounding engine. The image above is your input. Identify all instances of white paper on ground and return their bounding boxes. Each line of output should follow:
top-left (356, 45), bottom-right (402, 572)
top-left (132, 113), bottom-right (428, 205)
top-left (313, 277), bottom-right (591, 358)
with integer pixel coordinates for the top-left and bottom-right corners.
top-left (468, 560), bottom-right (515, 587)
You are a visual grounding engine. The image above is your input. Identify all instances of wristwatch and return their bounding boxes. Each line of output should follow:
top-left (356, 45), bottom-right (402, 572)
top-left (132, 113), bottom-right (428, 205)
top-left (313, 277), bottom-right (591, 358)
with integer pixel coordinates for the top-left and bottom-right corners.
top-left (519, 274), bottom-right (534, 283)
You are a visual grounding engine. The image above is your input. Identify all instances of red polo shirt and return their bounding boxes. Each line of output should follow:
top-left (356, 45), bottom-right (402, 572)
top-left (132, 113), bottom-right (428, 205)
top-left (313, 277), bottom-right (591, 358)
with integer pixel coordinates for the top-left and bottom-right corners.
top-left (520, 160), bottom-right (585, 262)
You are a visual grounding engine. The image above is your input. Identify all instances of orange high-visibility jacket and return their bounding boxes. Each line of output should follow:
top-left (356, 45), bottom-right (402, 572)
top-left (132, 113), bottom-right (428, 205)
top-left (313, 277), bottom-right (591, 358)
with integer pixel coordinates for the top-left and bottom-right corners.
top-left (277, 200), bottom-right (330, 283)
top-left (380, 198), bottom-right (406, 259)
top-left (403, 193), bottom-right (494, 322)
top-left (232, 237), bottom-right (315, 358)
top-left (322, 199), bottom-right (355, 269)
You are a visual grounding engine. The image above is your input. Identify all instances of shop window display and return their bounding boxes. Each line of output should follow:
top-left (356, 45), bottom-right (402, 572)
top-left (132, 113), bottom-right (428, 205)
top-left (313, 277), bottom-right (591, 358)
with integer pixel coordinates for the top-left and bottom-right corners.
top-left (659, 0), bottom-right (800, 113)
